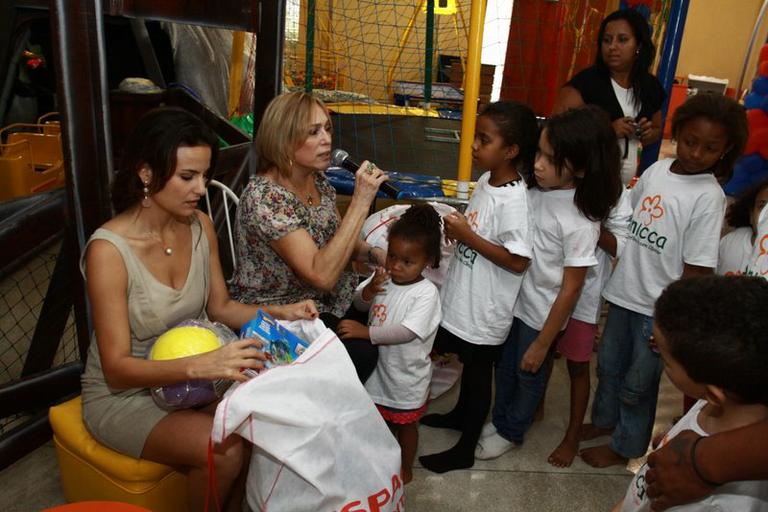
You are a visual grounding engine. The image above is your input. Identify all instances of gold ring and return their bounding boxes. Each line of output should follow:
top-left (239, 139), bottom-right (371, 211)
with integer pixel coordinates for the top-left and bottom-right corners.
top-left (366, 162), bottom-right (375, 175)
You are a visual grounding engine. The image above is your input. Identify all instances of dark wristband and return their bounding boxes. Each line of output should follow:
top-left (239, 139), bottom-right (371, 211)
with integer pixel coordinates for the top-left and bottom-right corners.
top-left (690, 436), bottom-right (722, 488)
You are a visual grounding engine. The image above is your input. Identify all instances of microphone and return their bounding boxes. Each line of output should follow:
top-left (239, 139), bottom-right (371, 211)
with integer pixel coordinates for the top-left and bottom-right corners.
top-left (330, 149), bottom-right (400, 198)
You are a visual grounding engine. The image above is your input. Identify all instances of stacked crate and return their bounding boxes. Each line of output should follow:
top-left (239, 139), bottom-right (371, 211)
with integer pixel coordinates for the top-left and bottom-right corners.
top-left (447, 60), bottom-right (495, 109)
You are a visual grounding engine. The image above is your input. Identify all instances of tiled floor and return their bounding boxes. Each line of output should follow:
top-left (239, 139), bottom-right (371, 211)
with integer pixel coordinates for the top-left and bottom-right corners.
top-left (0, 356), bottom-right (682, 511)
top-left (407, 356), bottom-right (681, 511)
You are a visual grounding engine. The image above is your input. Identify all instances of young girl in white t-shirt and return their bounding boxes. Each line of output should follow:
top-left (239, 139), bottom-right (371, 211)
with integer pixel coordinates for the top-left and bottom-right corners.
top-left (547, 188), bottom-right (632, 468)
top-left (581, 93), bottom-right (749, 468)
top-left (336, 204), bottom-right (442, 484)
top-left (718, 179), bottom-right (768, 276)
top-left (476, 105), bottom-right (623, 460)
top-left (417, 101), bottom-right (538, 474)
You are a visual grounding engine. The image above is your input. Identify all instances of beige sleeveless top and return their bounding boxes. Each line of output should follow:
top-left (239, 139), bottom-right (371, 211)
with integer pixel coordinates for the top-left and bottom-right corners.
top-left (79, 218), bottom-right (210, 457)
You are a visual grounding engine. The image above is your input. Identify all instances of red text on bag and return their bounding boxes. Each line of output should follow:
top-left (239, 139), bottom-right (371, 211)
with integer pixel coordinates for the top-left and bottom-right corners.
top-left (339, 473), bottom-right (404, 512)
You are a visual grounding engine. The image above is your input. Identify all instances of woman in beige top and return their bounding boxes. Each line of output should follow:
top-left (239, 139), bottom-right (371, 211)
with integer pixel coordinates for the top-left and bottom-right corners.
top-left (81, 107), bottom-right (317, 511)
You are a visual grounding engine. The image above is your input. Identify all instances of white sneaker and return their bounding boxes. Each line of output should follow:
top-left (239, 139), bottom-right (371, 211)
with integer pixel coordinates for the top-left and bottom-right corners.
top-left (480, 422), bottom-right (497, 439)
top-left (475, 432), bottom-right (517, 460)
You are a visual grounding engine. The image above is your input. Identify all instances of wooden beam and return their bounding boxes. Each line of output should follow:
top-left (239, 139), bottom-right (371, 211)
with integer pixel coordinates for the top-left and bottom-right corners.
top-left (104, 0), bottom-right (260, 32)
top-left (50, 0), bottom-right (114, 356)
top-left (253, 0), bottom-right (285, 127)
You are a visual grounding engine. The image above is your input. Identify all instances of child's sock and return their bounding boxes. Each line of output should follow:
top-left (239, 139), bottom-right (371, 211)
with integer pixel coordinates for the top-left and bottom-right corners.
top-left (475, 432), bottom-right (517, 460)
top-left (420, 374), bottom-right (472, 431)
top-left (419, 411), bottom-right (463, 430)
top-left (420, 350), bottom-right (494, 473)
top-left (418, 445), bottom-right (474, 473)
top-left (480, 421), bottom-right (496, 438)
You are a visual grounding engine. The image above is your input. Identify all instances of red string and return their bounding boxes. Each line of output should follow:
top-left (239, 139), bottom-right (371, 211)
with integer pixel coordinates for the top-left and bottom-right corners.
top-left (205, 437), bottom-right (222, 512)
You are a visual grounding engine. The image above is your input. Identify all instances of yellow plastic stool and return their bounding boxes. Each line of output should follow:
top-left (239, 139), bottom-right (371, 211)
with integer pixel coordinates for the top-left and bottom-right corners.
top-left (49, 397), bottom-right (187, 512)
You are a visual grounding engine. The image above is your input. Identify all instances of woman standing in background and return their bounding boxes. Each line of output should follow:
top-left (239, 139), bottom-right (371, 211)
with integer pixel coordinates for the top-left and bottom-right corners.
top-left (554, 9), bottom-right (666, 186)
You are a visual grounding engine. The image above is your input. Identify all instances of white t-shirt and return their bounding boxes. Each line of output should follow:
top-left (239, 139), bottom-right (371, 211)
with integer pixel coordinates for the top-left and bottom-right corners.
top-left (572, 188), bottom-right (633, 324)
top-left (603, 159), bottom-right (726, 317)
top-left (747, 203), bottom-right (768, 278)
top-left (440, 172), bottom-right (533, 345)
top-left (717, 226), bottom-right (753, 276)
top-left (612, 79), bottom-right (641, 186)
top-left (514, 187), bottom-right (599, 331)
top-left (620, 400), bottom-right (768, 512)
top-left (362, 276), bottom-right (442, 409)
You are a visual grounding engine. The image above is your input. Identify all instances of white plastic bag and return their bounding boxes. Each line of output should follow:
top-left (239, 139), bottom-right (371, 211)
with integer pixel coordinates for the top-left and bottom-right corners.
top-left (361, 202), bottom-right (457, 287)
top-left (212, 319), bottom-right (405, 512)
top-left (428, 353), bottom-right (463, 400)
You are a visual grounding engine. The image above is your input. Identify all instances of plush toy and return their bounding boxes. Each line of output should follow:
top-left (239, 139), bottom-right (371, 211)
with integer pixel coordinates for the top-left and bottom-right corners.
top-left (724, 154), bottom-right (768, 196)
top-left (745, 92), bottom-right (764, 110)
top-left (759, 61), bottom-right (768, 79)
top-left (752, 76), bottom-right (768, 96)
top-left (725, 44), bottom-right (768, 196)
top-left (747, 108), bottom-right (768, 129)
top-left (148, 319), bottom-right (237, 409)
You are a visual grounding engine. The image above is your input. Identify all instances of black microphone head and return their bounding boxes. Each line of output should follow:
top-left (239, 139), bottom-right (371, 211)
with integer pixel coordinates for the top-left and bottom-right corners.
top-left (330, 149), bottom-right (349, 167)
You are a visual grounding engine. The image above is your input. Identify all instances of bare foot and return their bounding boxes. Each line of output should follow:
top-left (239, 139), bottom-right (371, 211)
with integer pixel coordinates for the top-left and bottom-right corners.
top-left (548, 436), bottom-right (579, 467)
top-left (579, 444), bottom-right (627, 468)
top-left (579, 423), bottom-right (613, 441)
top-left (402, 468), bottom-right (413, 484)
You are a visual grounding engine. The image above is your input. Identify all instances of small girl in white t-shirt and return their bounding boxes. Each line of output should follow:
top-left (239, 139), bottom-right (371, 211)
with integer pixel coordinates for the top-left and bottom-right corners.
top-left (476, 105), bottom-right (623, 460)
top-left (718, 179), bottom-right (768, 276)
top-left (337, 204), bottom-right (442, 484)
top-left (581, 93), bottom-right (749, 468)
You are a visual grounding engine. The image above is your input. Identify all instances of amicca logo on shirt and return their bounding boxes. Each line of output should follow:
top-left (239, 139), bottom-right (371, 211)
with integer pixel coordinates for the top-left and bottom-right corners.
top-left (454, 209), bottom-right (480, 269)
top-left (638, 195), bottom-right (664, 226)
top-left (629, 194), bottom-right (668, 253)
top-left (370, 303), bottom-right (388, 326)
top-left (746, 234), bottom-right (768, 278)
top-left (466, 210), bottom-right (480, 231)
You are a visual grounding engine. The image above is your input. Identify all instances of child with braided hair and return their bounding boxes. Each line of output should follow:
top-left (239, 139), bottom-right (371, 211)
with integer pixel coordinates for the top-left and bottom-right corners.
top-left (336, 203), bottom-right (443, 483)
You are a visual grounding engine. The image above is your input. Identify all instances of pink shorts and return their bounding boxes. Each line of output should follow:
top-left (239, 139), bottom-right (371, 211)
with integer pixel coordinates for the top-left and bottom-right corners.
top-left (375, 403), bottom-right (428, 425)
top-left (556, 318), bottom-right (597, 363)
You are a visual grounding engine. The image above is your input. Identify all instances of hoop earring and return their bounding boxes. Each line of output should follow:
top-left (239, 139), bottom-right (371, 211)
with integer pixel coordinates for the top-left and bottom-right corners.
top-left (142, 181), bottom-right (151, 208)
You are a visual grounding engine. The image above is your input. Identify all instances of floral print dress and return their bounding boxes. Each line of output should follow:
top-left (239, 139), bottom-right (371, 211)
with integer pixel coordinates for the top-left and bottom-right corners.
top-left (229, 173), bottom-right (356, 316)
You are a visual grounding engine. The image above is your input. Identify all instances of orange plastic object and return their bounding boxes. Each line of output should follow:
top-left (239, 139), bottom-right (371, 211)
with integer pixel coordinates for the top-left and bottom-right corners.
top-left (38, 112), bottom-right (62, 135)
top-left (0, 114), bottom-right (65, 201)
top-left (662, 83), bottom-right (689, 139)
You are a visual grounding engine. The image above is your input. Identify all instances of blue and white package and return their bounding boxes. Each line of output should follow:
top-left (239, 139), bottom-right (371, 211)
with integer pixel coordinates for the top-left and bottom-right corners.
top-left (240, 310), bottom-right (311, 371)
